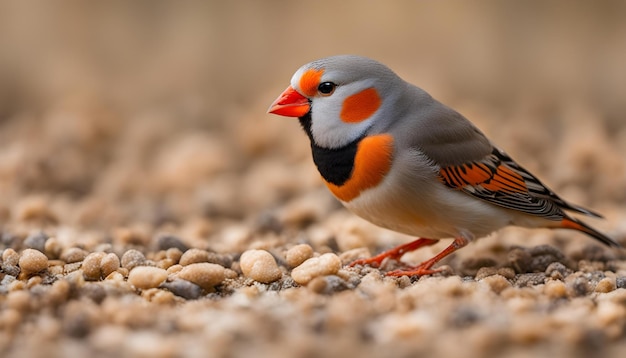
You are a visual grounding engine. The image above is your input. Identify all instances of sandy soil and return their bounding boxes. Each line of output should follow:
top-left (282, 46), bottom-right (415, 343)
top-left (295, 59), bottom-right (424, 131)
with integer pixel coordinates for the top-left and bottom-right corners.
top-left (1, 2), bottom-right (626, 358)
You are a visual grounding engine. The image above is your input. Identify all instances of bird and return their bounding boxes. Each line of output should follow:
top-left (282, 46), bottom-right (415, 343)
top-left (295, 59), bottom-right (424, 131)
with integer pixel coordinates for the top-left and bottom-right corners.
top-left (267, 55), bottom-right (620, 277)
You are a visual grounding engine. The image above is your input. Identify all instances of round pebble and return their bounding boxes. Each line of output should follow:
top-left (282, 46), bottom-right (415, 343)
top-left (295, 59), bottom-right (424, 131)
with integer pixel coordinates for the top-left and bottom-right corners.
top-left (82, 252), bottom-right (106, 281)
top-left (480, 274), bottom-right (512, 294)
top-left (240, 249), bottom-right (282, 283)
top-left (127, 266), bottom-right (168, 290)
top-left (176, 263), bottom-right (225, 290)
top-left (291, 253), bottom-right (341, 285)
top-left (18, 249), bottom-right (49, 275)
top-left (285, 244), bottom-right (314, 268)
top-left (60, 248), bottom-right (88, 264)
top-left (121, 250), bottom-right (147, 270)
top-left (3, 248), bottom-right (20, 266)
top-left (100, 253), bottom-right (121, 277)
top-left (544, 280), bottom-right (568, 298)
top-left (595, 277), bottom-right (616, 293)
top-left (23, 232), bottom-right (48, 252)
top-left (179, 248), bottom-right (210, 266)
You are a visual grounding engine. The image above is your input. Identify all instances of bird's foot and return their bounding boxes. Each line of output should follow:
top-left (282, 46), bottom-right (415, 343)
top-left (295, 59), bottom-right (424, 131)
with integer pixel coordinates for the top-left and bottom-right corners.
top-left (348, 238), bottom-right (439, 269)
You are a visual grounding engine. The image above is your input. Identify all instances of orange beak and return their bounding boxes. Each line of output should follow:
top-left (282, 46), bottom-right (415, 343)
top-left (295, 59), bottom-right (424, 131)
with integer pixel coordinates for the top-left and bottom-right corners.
top-left (267, 86), bottom-right (310, 117)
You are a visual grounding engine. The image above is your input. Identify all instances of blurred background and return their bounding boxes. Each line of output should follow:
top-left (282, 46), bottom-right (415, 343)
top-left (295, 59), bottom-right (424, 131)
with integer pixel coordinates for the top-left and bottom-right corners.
top-left (0, 0), bottom-right (624, 236)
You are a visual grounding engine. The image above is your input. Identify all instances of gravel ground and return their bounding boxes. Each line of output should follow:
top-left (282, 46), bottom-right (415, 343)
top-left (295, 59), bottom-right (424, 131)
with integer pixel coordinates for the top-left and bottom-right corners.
top-left (1, 2), bottom-right (626, 358)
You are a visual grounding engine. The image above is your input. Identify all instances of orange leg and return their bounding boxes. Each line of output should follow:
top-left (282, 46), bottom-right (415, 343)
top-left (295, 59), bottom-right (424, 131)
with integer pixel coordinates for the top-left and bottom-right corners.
top-left (386, 236), bottom-right (469, 277)
top-left (349, 238), bottom-right (439, 268)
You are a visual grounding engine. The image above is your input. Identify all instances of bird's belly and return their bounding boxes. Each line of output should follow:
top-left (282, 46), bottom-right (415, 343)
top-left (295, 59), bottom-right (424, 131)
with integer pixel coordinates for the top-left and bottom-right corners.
top-left (341, 166), bottom-right (513, 240)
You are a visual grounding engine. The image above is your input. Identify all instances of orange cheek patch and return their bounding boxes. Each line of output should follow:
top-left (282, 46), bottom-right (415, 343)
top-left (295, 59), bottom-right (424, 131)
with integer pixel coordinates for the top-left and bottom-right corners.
top-left (325, 134), bottom-right (394, 202)
top-left (340, 88), bottom-right (381, 123)
top-left (299, 69), bottom-right (324, 97)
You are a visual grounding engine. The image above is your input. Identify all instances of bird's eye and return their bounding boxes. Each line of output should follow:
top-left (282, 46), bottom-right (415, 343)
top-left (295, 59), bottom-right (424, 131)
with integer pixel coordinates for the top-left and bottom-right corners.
top-left (317, 82), bottom-right (336, 96)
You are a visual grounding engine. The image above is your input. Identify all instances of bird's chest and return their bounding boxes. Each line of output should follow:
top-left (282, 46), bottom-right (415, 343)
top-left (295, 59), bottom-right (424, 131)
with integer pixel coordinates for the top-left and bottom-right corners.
top-left (311, 134), bottom-right (395, 203)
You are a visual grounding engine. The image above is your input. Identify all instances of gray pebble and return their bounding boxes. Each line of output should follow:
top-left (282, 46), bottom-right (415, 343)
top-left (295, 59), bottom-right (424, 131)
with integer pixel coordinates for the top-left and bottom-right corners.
top-left (155, 234), bottom-right (189, 252)
top-left (23, 232), bottom-right (48, 253)
top-left (160, 278), bottom-right (203, 300)
top-left (121, 249), bottom-right (146, 270)
top-left (545, 262), bottom-right (572, 280)
top-left (616, 276), bottom-right (626, 289)
top-left (507, 248), bottom-right (532, 273)
top-left (567, 276), bottom-right (591, 297)
top-left (515, 272), bottom-right (546, 287)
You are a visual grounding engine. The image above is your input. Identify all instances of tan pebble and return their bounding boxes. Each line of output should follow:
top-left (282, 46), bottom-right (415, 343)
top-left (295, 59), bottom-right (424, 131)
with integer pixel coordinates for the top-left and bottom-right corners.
top-left (480, 274), bottom-right (512, 294)
top-left (44, 237), bottom-right (62, 259)
top-left (165, 248), bottom-right (183, 263)
top-left (595, 277), bottom-right (616, 293)
top-left (105, 271), bottom-right (125, 282)
top-left (128, 266), bottom-right (168, 290)
top-left (8, 280), bottom-right (26, 291)
top-left (157, 258), bottom-right (176, 270)
top-left (6, 290), bottom-right (31, 312)
top-left (544, 280), bottom-right (568, 298)
top-left (496, 267), bottom-right (516, 280)
top-left (60, 247), bottom-right (88, 264)
top-left (240, 249), bottom-right (282, 283)
top-left (26, 276), bottom-right (42, 288)
top-left (177, 263), bottom-right (225, 290)
top-left (596, 300), bottom-right (626, 327)
top-left (117, 267), bottom-right (129, 277)
top-left (2, 248), bottom-right (20, 266)
top-left (120, 249), bottom-right (146, 270)
top-left (285, 244), bottom-right (314, 268)
top-left (166, 264), bottom-right (183, 275)
top-left (291, 253), bottom-right (341, 285)
top-left (141, 288), bottom-right (176, 304)
top-left (82, 252), bottom-right (106, 281)
top-left (179, 248), bottom-right (210, 266)
top-left (18, 248), bottom-right (48, 275)
top-left (475, 266), bottom-right (498, 280)
top-left (100, 253), bottom-right (120, 277)
top-left (338, 247), bottom-right (371, 264)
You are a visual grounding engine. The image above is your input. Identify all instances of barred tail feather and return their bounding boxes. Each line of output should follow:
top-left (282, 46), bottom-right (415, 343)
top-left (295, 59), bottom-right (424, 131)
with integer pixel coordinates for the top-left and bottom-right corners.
top-left (560, 217), bottom-right (621, 248)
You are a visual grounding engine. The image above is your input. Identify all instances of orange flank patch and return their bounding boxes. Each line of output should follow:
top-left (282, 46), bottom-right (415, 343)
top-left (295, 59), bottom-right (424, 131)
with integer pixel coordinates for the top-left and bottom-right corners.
top-left (325, 134), bottom-right (394, 202)
top-left (299, 69), bottom-right (324, 97)
top-left (440, 162), bottom-right (527, 194)
top-left (340, 88), bottom-right (382, 123)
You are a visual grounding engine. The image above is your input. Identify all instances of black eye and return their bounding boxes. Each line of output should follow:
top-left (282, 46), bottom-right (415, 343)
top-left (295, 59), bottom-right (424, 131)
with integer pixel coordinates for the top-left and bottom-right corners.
top-left (317, 82), bottom-right (336, 95)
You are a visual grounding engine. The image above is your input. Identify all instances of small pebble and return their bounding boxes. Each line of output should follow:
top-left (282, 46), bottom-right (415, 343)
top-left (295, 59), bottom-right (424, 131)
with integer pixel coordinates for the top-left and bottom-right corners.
top-left (285, 244), bottom-right (314, 268)
top-left (508, 248), bottom-right (532, 273)
top-left (514, 273), bottom-right (546, 287)
top-left (566, 275), bottom-right (591, 297)
top-left (128, 266), bottom-right (168, 290)
top-left (82, 252), bottom-right (106, 281)
top-left (121, 250), bottom-right (147, 270)
top-left (44, 237), bottom-right (62, 259)
top-left (475, 267), bottom-right (498, 280)
top-left (176, 263), bottom-right (225, 290)
top-left (240, 249), bottom-right (282, 283)
top-left (2, 248), bottom-right (20, 266)
top-left (480, 274), bottom-right (512, 294)
top-left (165, 248), bottom-right (183, 263)
top-left (291, 253), bottom-right (341, 285)
top-left (616, 276), bottom-right (626, 289)
top-left (18, 249), bottom-right (48, 275)
top-left (545, 262), bottom-right (572, 280)
top-left (179, 248), bottom-right (210, 266)
top-left (23, 232), bottom-right (48, 252)
top-left (160, 279), bottom-right (203, 300)
top-left (595, 277), bottom-right (615, 293)
top-left (60, 248), bottom-right (88, 264)
top-left (100, 253), bottom-right (121, 277)
top-left (544, 280), bottom-right (568, 298)
top-left (154, 234), bottom-right (189, 252)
